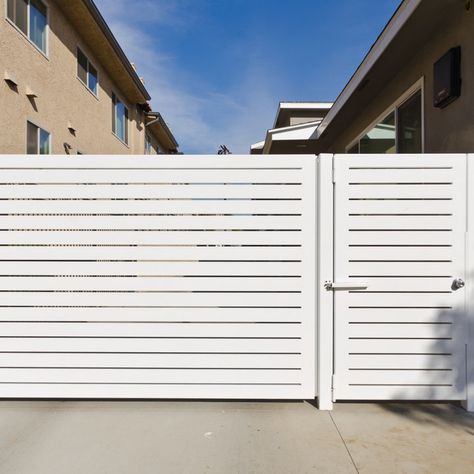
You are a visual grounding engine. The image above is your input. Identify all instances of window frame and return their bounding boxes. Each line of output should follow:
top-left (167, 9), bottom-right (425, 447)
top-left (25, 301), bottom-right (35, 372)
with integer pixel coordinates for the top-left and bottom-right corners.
top-left (346, 77), bottom-right (425, 154)
top-left (26, 119), bottom-right (51, 155)
top-left (145, 133), bottom-right (156, 155)
top-left (5, 0), bottom-right (49, 57)
top-left (112, 92), bottom-right (129, 146)
top-left (76, 47), bottom-right (99, 97)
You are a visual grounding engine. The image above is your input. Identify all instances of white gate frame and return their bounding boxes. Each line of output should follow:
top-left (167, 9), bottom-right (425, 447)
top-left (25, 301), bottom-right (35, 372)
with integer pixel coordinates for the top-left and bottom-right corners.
top-left (317, 155), bottom-right (334, 410)
top-left (463, 154), bottom-right (474, 412)
top-left (317, 153), bottom-right (474, 412)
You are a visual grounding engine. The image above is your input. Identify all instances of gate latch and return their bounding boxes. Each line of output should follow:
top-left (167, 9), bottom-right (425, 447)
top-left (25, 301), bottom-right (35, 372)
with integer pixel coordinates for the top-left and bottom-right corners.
top-left (452, 278), bottom-right (465, 290)
top-left (324, 281), bottom-right (368, 291)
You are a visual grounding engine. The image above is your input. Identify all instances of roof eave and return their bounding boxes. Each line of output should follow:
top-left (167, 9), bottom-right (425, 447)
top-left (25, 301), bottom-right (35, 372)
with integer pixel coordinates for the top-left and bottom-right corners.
top-left (146, 112), bottom-right (179, 150)
top-left (82, 0), bottom-right (151, 102)
top-left (315, 0), bottom-right (422, 139)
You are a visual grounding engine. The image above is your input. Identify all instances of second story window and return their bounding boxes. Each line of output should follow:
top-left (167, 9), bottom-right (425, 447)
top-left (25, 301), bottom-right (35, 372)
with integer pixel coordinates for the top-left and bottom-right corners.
top-left (7, 0), bottom-right (48, 54)
top-left (77, 48), bottom-right (98, 95)
top-left (112, 93), bottom-right (129, 145)
top-left (27, 120), bottom-right (51, 154)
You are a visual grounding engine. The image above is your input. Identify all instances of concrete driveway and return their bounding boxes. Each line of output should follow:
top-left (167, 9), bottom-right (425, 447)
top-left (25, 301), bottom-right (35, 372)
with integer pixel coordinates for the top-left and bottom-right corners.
top-left (0, 401), bottom-right (472, 474)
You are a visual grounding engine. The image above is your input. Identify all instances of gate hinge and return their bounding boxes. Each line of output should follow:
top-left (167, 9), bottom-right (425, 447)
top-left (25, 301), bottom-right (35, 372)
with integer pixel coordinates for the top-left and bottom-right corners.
top-left (331, 374), bottom-right (336, 402)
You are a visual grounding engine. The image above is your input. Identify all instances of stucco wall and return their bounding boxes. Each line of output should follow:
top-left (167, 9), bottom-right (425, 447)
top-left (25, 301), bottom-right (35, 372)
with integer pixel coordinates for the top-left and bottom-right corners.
top-left (0, 0), bottom-right (148, 155)
top-left (328, 6), bottom-right (474, 153)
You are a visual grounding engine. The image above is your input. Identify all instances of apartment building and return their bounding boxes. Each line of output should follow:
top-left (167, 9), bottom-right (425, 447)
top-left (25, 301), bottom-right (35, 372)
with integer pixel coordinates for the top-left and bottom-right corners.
top-left (0, 0), bottom-right (179, 155)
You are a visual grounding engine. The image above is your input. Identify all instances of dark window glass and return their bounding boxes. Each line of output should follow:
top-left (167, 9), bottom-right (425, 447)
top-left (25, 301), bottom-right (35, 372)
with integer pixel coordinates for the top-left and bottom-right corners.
top-left (124, 106), bottom-right (129, 144)
top-left (39, 128), bottom-right (50, 154)
top-left (112, 93), bottom-right (116, 134)
top-left (27, 121), bottom-right (38, 154)
top-left (29, 0), bottom-right (47, 53)
top-left (360, 112), bottom-right (396, 154)
top-left (27, 121), bottom-right (50, 154)
top-left (113, 93), bottom-right (128, 144)
top-left (88, 63), bottom-right (98, 95)
top-left (77, 49), bottom-right (88, 85)
top-left (7, 0), bottom-right (28, 35)
top-left (397, 90), bottom-right (422, 153)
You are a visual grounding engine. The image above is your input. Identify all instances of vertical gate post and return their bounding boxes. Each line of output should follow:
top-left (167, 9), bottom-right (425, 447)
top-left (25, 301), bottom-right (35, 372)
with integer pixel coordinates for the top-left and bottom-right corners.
top-left (464, 154), bottom-right (474, 412)
top-left (317, 155), bottom-right (334, 410)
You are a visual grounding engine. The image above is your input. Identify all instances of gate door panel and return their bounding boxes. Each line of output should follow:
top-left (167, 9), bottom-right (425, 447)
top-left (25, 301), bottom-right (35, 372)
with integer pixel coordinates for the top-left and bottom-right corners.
top-left (0, 155), bottom-right (316, 399)
top-left (333, 154), bottom-right (467, 400)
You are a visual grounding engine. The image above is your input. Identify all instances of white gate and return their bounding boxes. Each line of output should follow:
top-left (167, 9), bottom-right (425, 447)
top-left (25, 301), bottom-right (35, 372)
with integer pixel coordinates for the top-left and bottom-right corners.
top-left (0, 155), bottom-right (316, 399)
top-left (332, 154), bottom-right (467, 401)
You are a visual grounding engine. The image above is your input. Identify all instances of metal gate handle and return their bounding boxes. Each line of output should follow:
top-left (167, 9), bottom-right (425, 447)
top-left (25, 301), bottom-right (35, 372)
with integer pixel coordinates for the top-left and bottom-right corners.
top-left (324, 281), bottom-right (368, 291)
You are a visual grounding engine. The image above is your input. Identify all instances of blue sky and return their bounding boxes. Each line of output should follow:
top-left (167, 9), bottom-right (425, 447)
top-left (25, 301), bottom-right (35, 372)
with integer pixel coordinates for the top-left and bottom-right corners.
top-left (95, 0), bottom-right (401, 154)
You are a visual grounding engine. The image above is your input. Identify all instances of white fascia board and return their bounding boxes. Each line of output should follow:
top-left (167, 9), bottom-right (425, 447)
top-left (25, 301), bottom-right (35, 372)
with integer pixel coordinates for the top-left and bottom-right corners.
top-left (272, 102), bottom-right (334, 128)
top-left (250, 141), bottom-right (265, 150)
top-left (315, 0), bottom-right (422, 139)
top-left (263, 122), bottom-right (320, 154)
top-left (279, 102), bottom-right (334, 110)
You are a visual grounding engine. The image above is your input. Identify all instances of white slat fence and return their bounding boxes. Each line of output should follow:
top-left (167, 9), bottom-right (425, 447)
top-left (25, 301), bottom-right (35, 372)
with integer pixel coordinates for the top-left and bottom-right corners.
top-left (0, 155), bottom-right (316, 399)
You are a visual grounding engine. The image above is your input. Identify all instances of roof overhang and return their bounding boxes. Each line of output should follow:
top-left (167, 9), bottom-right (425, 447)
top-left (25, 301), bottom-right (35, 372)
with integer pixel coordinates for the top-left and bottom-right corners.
top-left (316, 0), bottom-right (422, 139)
top-left (273, 101), bottom-right (333, 128)
top-left (56, 0), bottom-right (151, 104)
top-left (263, 121), bottom-right (321, 154)
top-left (146, 112), bottom-right (179, 152)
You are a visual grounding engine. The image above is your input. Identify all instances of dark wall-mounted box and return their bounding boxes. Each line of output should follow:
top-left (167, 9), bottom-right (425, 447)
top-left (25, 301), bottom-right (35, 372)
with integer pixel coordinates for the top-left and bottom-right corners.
top-left (433, 47), bottom-right (462, 109)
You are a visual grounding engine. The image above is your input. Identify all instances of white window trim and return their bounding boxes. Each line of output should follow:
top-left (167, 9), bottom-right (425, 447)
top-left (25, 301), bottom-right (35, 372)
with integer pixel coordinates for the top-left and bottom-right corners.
top-left (346, 77), bottom-right (425, 153)
top-left (26, 119), bottom-right (52, 154)
top-left (5, 0), bottom-right (50, 58)
top-left (76, 47), bottom-right (99, 98)
top-left (112, 92), bottom-right (130, 147)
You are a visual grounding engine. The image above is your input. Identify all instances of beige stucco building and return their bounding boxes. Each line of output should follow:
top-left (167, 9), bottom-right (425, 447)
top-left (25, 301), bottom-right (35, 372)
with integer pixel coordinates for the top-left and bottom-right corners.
top-left (252, 0), bottom-right (474, 155)
top-left (0, 0), bottom-right (179, 155)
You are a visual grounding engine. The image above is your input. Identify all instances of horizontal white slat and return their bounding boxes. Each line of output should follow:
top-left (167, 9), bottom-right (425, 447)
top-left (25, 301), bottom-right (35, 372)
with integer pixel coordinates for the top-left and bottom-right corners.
top-left (0, 168), bottom-right (304, 183)
top-left (341, 308), bottom-right (456, 323)
top-left (347, 231), bottom-right (453, 246)
top-left (0, 322), bottom-right (303, 338)
top-left (0, 368), bottom-right (302, 384)
top-left (347, 323), bottom-right (452, 338)
top-left (334, 384), bottom-right (462, 401)
top-left (346, 261), bottom-right (453, 276)
top-left (0, 384), bottom-right (311, 400)
top-left (347, 168), bottom-right (455, 183)
top-left (347, 354), bottom-right (454, 370)
top-left (0, 261), bottom-right (302, 276)
top-left (1, 200), bottom-right (304, 215)
top-left (0, 245), bottom-right (303, 261)
top-left (346, 185), bottom-right (453, 199)
top-left (0, 337), bottom-right (303, 353)
top-left (0, 307), bottom-right (303, 323)
top-left (0, 277), bottom-right (302, 292)
top-left (0, 292), bottom-right (302, 307)
top-left (346, 293), bottom-right (455, 307)
top-left (345, 369), bottom-right (455, 386)
top-left (347, 200), bottom-right (455, 215)
top-left (348, 339), bottom-right (455, 354)
top-left (0, 216), bottom-right (302, 231)
top-left (0, 184), bottom-right (303, 199)
top-left (0, 353), bottom-right (303, 369)
top-left (341, 277), bottom-right (454, 292)
top-left (348, 246), bottom-right (453, 261)
top-left (348, 215), bottom-right (453, 230)
top-left (0, 230), bottom-right (303, 245)
top-left (340, 153), bottom-right (465, 168)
